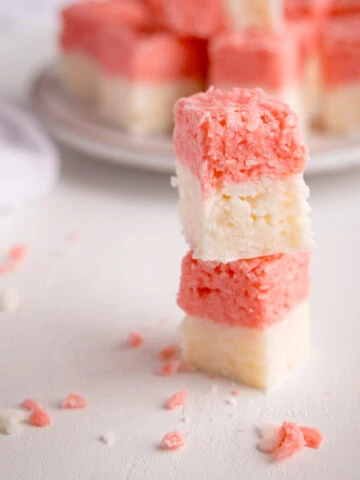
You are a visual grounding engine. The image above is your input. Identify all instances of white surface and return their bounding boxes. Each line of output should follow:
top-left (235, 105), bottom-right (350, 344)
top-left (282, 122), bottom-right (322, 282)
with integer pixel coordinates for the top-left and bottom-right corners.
top-left (31, 64), bottom-right (360, 176)
top-left (1, 27), bottom-right (360, 480)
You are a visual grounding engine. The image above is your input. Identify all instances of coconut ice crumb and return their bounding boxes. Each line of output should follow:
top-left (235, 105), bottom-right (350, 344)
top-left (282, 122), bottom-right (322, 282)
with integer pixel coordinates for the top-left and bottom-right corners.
top-left (61, 393), bottom-right (87, 409)
top-left (258, 422), bottom-right (323, 460)
top-left (158, 344), bottom-right (179, 361)
top-left (30, 408), bottom-right (52, 428)
top-left (128, 332), bottom-right (144, 348)
top-left (258, 424), bottom-right (282, 454)
top-left (0, 288), bottom-right (19, 313)
top-left (158, 359), bottom-right (182, 377)
top-left (164, 389), bottom-right (187, 410)
top-left (161, 431), bottom-right (185, 451)
top-left (8, 244), bottom-right (27, 262)
top-left (21, 398), bottom-right (41, 411)
top-left (300, 426), bottom-right (323, 449)
top-left (100, 431), bottom-right (116, 447)
top-left (0, 409), bottom-right (28, 435)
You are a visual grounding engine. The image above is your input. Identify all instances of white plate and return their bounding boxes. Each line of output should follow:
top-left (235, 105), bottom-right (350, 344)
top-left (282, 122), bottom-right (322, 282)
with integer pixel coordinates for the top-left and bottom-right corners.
top-left (30, 64), bottom-right (360, 175)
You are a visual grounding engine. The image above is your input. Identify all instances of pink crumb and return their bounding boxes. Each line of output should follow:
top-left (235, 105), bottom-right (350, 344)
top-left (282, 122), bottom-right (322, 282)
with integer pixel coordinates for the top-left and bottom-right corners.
top-left (158, 344), bottom-right (179, 361)
top-left (66, 232), bottom-right (81, 243)
top-left (30, 408), bottom-right (52, 428)
top-left (8, 244), bottom-right (27, 262)
top-left (164, 389), bottom-right (187, 410)
top-left (161, 431), bottom-right (185, 450)
top-left (21, 398), bottom-right (41, 411)
top-left (61, 393), bottom-right (87, 409)
top-left (273, 422), bottom-right (306, 460)
top-left (300, 426), bottom-right (323, 449)
top-left (158, 359), bottom-right (182, 377)
top-left (128, 332), bottom-right (144, 348)
top-left (0, 262), bottom-right (16, 275)
top-left (231, 389), bottom-right (240, 396)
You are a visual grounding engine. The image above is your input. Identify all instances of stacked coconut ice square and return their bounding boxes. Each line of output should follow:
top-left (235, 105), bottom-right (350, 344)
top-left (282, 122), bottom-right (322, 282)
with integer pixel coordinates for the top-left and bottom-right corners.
top-left (174, 87), bottom-right (314, 389)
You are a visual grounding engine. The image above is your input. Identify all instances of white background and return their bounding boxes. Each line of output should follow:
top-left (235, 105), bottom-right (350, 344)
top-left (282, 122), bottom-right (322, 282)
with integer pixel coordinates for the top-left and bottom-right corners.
top-left (0, 26), bottom-right (360, 480)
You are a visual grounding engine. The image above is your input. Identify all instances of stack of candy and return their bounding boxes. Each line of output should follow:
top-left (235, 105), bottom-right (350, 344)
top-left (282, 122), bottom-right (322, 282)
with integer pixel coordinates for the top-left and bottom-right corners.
top-left (59, 0), bottom-right (360, 135)
top-left (174, 87), bottom-right (314, 389)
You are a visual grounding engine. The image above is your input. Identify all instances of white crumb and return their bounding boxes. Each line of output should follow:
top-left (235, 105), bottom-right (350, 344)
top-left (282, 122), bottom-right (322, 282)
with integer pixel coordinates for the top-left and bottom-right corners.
top-left (225, 397), bottom-right (237, 407)
top-left (257, 423), bottom-right (281, 453)
top-left (170, 176), bottom-right (178, 188)
top-left (0, 409), bottom-right (28, 435)
top-left (100, 431), bottom-right (116, 447)
top-left (0, 288), bottom-right (19, 313)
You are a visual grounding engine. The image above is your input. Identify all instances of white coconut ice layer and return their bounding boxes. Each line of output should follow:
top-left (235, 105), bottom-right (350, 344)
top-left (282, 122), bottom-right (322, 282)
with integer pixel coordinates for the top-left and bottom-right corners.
top-left (181, 301), bottom-right (310, 390)
top-left (99, 74), bottom-right (203, 135)
top-left (175, 160), bottom-right (313, 262)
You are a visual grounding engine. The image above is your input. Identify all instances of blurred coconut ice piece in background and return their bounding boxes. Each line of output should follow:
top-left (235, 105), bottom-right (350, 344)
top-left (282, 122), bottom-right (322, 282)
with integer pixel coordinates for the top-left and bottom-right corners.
top-left (0, 104), bottom-right (60, 210)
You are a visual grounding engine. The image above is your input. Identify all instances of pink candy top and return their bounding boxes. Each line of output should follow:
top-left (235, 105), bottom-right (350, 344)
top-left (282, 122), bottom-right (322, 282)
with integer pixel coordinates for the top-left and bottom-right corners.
top-left (321, 14), bottom-right (360, 87)
top-left (209, 29), bottom-right (300, 91)
top-left (173, 88), bottom-right (308, 197)
top-left (97, 28), bottom-right (206, 81)
top-left (164, 0), bottom-right (226, 39)
top-left (178, 251), bottom-right (310, 330)
top-left (60, 0), bottom-right (152, 55)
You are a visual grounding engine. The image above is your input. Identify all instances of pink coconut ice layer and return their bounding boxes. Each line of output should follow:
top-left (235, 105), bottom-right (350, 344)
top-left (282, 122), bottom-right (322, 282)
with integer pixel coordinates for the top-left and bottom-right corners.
top-left (97, 28), bottom-right (206, 81)
top-left (328, 0), bottom-right (360, 13)
top-left (164, 0), bottom-right (283, 38)
top-left (98, 29), bottom-right (206, 134)
top-left (285, 0), bottom-right (329, 17)
top-left (60, 0), bottom-right (152, 56)
top-left (173, 88), bottom-right (308, 198)
top-left (209, 30), bottom-right (305, 125)
top-left (210, 30), bottom-right (300, 91)
top-left (320, 14), bottom-right (360, 131)
top-left (178, 251), bottom-right (310, 330)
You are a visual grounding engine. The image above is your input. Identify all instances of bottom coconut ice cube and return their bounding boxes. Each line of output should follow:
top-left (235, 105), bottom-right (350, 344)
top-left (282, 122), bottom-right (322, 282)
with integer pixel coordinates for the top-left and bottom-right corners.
top-left (181, 302), bottom-right (310, 390)
top-left (178, 251), bottom-right (311, 389)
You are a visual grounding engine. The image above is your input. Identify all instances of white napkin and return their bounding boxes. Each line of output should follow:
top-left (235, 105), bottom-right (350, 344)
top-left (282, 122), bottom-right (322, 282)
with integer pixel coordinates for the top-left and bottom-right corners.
top-left (0, 104), bottom-right (60, 210)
